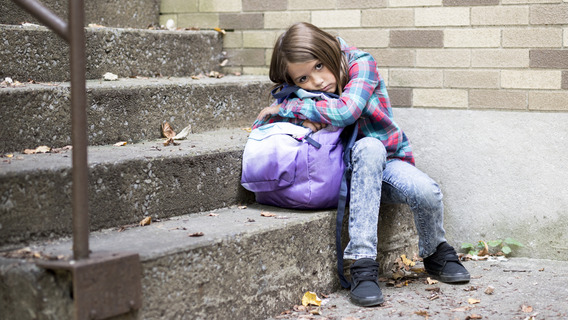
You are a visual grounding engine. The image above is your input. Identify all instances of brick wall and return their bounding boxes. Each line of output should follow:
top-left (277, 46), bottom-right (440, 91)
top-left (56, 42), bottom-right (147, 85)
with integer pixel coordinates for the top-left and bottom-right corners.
top-left (160, 0), bottom-right (568, 111)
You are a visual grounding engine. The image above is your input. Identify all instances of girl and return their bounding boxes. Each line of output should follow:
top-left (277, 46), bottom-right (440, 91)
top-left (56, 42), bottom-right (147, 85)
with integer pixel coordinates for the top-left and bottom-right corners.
top-left (254, 22), bottom-right (469, 307)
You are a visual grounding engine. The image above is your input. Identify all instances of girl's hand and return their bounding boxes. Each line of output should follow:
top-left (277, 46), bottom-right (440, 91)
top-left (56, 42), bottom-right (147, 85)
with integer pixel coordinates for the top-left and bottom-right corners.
top-left (302, 119), bottom-right (327, 132)
top-left (256, 105), bottom-right (280, 121)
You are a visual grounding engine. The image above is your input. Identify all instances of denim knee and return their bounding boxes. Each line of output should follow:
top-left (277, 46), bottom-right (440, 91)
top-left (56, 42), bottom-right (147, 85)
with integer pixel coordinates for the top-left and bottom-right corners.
top-left (352, 137), bottom-right (387, 166)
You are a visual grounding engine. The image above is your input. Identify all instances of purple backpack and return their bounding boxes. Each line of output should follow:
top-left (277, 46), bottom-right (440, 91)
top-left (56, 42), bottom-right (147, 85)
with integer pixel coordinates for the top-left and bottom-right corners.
top-left (241, 122), bottom-right (345, 209)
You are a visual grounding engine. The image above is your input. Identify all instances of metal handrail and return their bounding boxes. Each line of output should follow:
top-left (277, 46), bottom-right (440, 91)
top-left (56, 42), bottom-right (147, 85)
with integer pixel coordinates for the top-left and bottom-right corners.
top-left (12, 0), bottom-right (89, 261)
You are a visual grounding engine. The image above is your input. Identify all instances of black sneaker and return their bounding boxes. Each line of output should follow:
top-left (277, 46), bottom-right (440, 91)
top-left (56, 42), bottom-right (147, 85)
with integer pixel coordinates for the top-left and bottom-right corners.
top-left (424, 242), bottom-right (470, 283)
top-left (349, 258), bottom-right (384, 307)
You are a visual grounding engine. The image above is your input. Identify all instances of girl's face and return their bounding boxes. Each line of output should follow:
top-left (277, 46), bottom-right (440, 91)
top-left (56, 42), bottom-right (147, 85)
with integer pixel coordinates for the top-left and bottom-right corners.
top-left (287, 60), bottom-right (337, 93)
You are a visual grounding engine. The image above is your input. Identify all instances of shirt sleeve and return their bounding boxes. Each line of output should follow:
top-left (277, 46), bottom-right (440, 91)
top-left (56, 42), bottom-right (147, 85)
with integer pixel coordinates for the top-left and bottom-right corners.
top-left (251, 100), bottom-right (305, 130)
top-left (277, 48), bottom-right (379, 127)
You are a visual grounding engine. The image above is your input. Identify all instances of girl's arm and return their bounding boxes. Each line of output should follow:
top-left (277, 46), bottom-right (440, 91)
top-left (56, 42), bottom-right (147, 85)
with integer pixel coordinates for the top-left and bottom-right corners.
top-left (278, 49), bottom-right (380, 127)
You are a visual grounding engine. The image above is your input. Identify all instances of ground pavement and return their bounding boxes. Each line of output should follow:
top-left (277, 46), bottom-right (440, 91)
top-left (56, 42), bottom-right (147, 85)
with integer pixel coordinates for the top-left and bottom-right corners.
top-left (269, 257), bottom-right (568, 320)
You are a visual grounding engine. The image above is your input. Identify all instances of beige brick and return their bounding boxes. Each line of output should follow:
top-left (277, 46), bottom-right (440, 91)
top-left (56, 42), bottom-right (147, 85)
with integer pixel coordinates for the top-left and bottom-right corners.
top-left (501, 70), bottom-right (561, 89)
top-left (469, 90), bottom-right (527, 110)
top-left (443, 0), bottom-right (498, 5)
top-left (312, 10), bottom-right (362, 28)
top-left (264, 11), bottom-right (311, 29)
top-left (243, 0), bottom-right (287, 12)
top-left (161, 0), bottom-right (198, 13)
top-left (362, 9), bottom-right (414, 27)
top-left (565, 27), bottom-right (568, 46)
top-left (388, 88), bottom-right (413, 107)
top-left (177, 13), bottom-right (219, 28)
top-left (444, 70), bottom-right (500, 88)
top-left (503, 28), bottom-right (563, 47)
top-left (529, 91), bottom-right (568, 111)
top-left (472, 49), bottom-right (529, 68)
top-left (530, 49), bottom-right (568, 68)
top-left (220, 13), bottom-right (264, 30)
top-left (336, 29), bottom-right (389, 48)
top-left (415, 7), bottom-right (470, 26)
top-left (445, 28), bottom-right (500, 48)
top-left (502, 0), bottom-right (561, 3)
top-left (243, 67), bottom-right (270, 76)
top-left (414, 89), bottom-right (468, 108)
top-left (471, 6), bottom-right (529, 25)
top-left (199, 0), bottom-right (241, 12)
top-left (265, 49), bottom-right (273, 66)
top-left (389, 0), bottom-right (442, 7)
top-left (289, 0), bottom-right (336, 10)
top-left (381, 69), bottom-right (389, 86)
top-left (368, 49), bottom-right (415, 67)
top-left (390, 30), bottom-right (444, 48)
top-left (243, 31), bottom-right (279, 48)
top-left (338, 0), bottom-right (388, 8)
top-left (530, 4), bottom-right (568, 24)
top-left (223, 31), bottom-right (243, 48)
top-left (389, 69), bottom-right (444, 87)
top-left (563, 71), bottom-right (568, 89)
top-left (225, 48), bottom-right (265, 66)
top-left (416, 49), bottom-right (471, 68)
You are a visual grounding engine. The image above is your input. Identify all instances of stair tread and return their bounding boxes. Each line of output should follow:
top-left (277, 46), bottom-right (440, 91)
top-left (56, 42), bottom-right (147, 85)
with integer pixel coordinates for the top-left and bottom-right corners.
top-left (10, 204), bottom-right (334, 260)
top-left (0, 127), bottom-right (250, 175)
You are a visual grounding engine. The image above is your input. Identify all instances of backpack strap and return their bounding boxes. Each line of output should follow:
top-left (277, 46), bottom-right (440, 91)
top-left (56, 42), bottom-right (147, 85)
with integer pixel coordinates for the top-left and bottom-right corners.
top-left (336, 121), bottom-right (359, 289)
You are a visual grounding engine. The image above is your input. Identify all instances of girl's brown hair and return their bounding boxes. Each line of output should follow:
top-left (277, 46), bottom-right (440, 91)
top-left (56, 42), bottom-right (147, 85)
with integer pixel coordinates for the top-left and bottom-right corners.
top-left (269, 22), bottom-right (348, 95)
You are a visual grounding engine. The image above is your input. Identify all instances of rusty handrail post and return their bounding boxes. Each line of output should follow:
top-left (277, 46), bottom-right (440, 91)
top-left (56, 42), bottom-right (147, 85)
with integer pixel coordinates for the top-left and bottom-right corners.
top-left (12, 0), bottom-right (89, 261)
top-left (68, 0), bottom-right (89, 261)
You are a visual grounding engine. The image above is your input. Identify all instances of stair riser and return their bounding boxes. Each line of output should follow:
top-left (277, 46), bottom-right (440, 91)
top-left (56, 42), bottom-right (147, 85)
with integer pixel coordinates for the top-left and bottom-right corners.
top-left (1, 0), bottom-right (160, 29)
top-left (1, 26), bottom-right (222, 82)
top-left (0, 151), bottom-right (254, 246)
top-left (0, 77), bottom-right (271, 153)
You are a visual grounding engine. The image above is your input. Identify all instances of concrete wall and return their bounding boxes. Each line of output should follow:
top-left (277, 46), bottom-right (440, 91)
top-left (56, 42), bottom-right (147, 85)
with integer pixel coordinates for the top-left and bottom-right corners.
top-left (159, 1), bottom-right (568, 260)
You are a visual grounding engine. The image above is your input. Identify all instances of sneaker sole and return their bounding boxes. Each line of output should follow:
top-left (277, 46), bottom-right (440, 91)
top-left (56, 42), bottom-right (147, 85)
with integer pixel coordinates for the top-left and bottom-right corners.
top-left (349, 294), bottom-right (385, 307)
top-left (432, 273), bottom-right (471, 283)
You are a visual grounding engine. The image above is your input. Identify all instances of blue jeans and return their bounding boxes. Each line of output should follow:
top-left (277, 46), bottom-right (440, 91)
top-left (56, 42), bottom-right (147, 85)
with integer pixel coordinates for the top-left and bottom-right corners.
top-left (343, 137), bottom-right (447, 260)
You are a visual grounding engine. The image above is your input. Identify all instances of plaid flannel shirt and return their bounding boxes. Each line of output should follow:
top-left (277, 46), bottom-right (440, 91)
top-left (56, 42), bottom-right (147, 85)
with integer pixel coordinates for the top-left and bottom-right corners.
top-left (253, 38), bottom-right (414, 165)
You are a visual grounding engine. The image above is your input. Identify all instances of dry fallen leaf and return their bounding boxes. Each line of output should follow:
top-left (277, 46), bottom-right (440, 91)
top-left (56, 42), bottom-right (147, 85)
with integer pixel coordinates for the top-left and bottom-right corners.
top-left (114, 141), bottom-right (127, 146)
top-left (260, 211), bottom-right (276, 217)
top-left (521, 305), bottom-right (533, 313)
top-left (426, 277), bottom-right (439, 285)
top-left (468, 298), bottom-right (481, 305)
top-left (401, 254), bottom-right (416, 267)
top-left (189, 232), bottom-right (204, 237)
top-left (103, 72), bottom-right (118, 81)
top-left (301, 291), bottom-right (322, 306)
top-left (213, 27), bottom-right (226, 35)
top-left (162, 122), bottom-right (176, 139)
top-left (88, 23), bottom-right (105, 28)
top-left (484, 285), bottom-right (495, 295)
top-left (309, 307), bottom-right (321, 315)
top-left (466, 314), bottom-right (483, 320)
top-left (24, 145), bottom-right (51, 154)
top-left (414, 310), bottom-right (429, 318)
top-left (139, 216), bottom-right (152, 226)
top-left (242, 127), bottom-right (252, 133)
top-left (172, 124), bottom-right (192, 140)
top-left (237, 205), bottom-right (247, 209)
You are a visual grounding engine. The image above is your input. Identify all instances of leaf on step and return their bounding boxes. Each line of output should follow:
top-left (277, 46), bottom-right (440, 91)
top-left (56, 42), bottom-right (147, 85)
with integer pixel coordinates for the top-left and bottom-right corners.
top-left (260, 211), bottom-right (276, 217)
top-left (88, 23), bottom-right (105, 28)
top-left (467, 298), bottom-right (481, 305)
top-left (139, 216), bottom-right (152, 226)
top-left (24, 145), bottom-right (51, 154)
top-left (414, 310), bottom-right (429, 318)
top-left (237, 205), bottom-right (247, 209)
top-left (163, 138), bottom-right (180, 146)
top-left (213, 27), bottom-right (226, 35)
top-left (484, 285), bottom-right (495, 295)
top-left (242, 127), bottom-right (252, 133)
top-left (189, 232), bottom-right (204, 237)
top-left (401, 254), bottom-right (416, 267)
top-left (301, 291), bottom-right (322, 306)
top-left (172, 124), bottom-right (192, 140)
top-left (466, 314), bottom-right (483, 320)
top-left (114, 141), bottom-right (127, 147)
top-left (426, 277), bottom-right (438, 285)
top-left (162, 122), bottom-right (176, 138)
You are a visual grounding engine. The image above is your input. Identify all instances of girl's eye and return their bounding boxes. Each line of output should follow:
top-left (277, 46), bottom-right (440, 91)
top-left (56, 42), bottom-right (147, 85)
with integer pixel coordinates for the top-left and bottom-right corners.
top-left (315, 63), bottom-right (323, 70)
top-left (298, 76), bottom-right (307, 83)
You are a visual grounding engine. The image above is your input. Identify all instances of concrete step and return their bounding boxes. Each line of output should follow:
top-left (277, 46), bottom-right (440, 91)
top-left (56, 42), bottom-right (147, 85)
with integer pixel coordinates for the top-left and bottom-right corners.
top-left (0, 127), bottom-right (255, 247)
top-left (0, 75), bottom-right (272, 153)
top-left (0, 24), bottom-right (224, 82)
top-left (1, 0), bottom-right (160, 29)
top-left (0, 203), bottom-right (418, 319)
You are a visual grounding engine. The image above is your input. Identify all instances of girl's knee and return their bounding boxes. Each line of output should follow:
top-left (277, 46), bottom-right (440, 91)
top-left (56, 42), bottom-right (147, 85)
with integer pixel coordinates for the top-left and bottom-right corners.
top-left (352, 137), bottom-right (387, 164)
